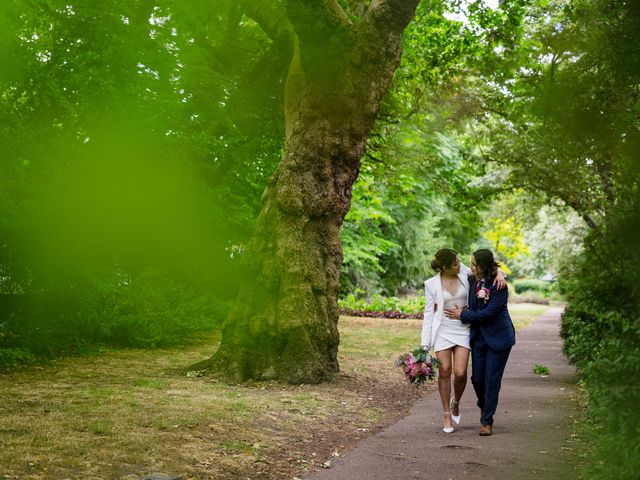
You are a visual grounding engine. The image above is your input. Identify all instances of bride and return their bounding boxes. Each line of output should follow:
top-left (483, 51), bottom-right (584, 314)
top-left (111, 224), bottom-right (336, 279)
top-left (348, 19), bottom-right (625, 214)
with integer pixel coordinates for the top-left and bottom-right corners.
top-left (421, 248), bottom-right (506, 433)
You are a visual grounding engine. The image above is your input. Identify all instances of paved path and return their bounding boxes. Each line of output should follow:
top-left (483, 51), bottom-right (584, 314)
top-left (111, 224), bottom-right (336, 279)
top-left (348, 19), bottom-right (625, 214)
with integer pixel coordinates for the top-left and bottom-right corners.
top-left (306, 307), bottom-right (580, 480)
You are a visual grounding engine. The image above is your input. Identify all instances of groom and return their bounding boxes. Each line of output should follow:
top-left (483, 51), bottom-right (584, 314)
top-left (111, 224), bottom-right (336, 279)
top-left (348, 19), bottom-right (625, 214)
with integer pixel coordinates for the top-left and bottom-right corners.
top-left (445, 249), bottom-right (516, 436)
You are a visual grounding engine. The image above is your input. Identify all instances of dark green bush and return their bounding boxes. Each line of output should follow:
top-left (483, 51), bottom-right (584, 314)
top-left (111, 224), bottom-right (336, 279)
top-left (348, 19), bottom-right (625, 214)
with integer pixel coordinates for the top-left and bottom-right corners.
top-left (0, 347), bottom-right (35, 369)
top-left (0, 265), bottom-right (231, 361)
top-left (513, 278), bottom-right (552, 294)
top-left (560, 196), bottom-right (640, 479)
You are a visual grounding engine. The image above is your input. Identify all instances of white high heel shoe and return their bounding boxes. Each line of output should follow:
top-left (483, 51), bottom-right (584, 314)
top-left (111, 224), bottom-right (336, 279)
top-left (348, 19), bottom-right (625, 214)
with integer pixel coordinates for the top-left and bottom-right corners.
top-left (442, 412), bottom-right (454, 433)
top-left (450, 397), bottom-right (461, 425)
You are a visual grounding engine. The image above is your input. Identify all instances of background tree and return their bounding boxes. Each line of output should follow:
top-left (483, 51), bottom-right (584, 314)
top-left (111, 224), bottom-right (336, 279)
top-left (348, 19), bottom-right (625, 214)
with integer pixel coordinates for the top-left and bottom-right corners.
top-left (202, 0), bottom-right (421, 384)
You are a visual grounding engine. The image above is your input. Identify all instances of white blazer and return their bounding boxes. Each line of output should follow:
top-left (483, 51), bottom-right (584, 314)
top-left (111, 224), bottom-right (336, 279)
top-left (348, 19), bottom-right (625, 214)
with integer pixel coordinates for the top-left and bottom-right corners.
top-left (421, 264), bottom-right (472, 349)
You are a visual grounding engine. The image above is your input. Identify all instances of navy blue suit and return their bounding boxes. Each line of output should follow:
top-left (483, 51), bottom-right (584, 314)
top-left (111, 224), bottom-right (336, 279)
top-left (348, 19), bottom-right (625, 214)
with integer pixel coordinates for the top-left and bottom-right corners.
top-left (461, 276), bottom-right (516, 426)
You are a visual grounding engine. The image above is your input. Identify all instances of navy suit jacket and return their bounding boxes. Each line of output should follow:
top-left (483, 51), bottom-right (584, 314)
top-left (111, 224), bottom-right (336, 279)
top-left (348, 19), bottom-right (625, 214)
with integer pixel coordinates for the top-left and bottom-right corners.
top-left (461, 276), bottom-right (516, 351)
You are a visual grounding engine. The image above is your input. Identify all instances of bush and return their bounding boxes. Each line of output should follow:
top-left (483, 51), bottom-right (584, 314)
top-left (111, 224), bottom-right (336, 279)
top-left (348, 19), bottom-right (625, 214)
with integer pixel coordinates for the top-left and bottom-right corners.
top-left (0, 348), bottom-right (34, 369)
top-left (510, 291), bottom-right (550, 304)
top-left (513, 278), bottom-right (552, 294)
top-left (339, 293), bottom-right (425, 315)
top-left (0, 266), bottom-right (231, 359)
top-left (559, 196), bottom-right (640, 479)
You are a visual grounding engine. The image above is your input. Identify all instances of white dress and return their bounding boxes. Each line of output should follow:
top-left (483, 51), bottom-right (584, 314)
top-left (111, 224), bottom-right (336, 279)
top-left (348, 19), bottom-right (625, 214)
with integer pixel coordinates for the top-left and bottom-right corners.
top-left (433, 282), bottom-right (471, 351)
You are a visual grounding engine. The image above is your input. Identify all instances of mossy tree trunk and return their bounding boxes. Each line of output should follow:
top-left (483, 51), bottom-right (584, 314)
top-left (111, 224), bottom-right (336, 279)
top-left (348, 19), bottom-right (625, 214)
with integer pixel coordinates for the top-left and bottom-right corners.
top-left (204, 0), bottom-right (420, 383)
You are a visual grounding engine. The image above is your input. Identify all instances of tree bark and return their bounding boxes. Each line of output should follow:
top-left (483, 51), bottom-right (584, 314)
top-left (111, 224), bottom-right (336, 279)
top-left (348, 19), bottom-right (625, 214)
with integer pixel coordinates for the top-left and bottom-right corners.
top-left (201, 0), bottom-right (420, 383)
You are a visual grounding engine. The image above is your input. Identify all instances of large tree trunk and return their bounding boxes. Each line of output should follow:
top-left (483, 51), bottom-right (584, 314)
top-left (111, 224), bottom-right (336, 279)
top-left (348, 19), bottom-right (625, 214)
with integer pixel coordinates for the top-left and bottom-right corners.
top-left (202, 0), bottom-right (420, 383)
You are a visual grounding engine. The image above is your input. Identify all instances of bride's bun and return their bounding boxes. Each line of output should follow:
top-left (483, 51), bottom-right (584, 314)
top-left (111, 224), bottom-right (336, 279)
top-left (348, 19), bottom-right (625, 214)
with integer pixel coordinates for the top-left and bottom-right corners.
top-left (431, 248), bottom-right (458, 272)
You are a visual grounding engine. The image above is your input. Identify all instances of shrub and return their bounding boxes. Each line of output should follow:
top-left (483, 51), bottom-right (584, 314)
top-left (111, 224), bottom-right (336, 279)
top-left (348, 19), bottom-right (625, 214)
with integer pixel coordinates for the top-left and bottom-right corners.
top-left (559, 196), bottom-right (640, 479)
top-left (0, 348), bottom-right (34, 369)
top-left (0, 266), bottom-right (230, 358)
top-left (510, 291), bottom-right (550, 304)
top-left (513, 278), bottom-right (551, 295)
top-left (339, 293), bottom-right (425, 315)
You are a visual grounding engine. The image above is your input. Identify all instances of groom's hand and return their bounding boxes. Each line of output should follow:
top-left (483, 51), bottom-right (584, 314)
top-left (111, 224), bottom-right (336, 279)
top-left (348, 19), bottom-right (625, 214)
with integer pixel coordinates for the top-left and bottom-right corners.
top-left (444, 304), bottom-right (463, 319)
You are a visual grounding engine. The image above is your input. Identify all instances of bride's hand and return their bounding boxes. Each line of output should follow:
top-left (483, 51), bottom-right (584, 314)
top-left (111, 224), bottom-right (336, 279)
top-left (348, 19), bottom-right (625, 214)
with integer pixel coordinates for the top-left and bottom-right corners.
top-left (494, 270), bottom-right (507, 290)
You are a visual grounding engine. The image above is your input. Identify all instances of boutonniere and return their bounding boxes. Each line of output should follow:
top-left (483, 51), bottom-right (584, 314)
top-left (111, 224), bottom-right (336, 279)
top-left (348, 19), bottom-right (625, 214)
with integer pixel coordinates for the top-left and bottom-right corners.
top-left (476, 283), bottom-right (490, 303)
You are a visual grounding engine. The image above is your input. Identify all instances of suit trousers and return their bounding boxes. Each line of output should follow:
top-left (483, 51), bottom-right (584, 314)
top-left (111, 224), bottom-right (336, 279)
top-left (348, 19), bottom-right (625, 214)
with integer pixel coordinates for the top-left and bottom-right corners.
top-left (471, 330), bottom-right (512, 426)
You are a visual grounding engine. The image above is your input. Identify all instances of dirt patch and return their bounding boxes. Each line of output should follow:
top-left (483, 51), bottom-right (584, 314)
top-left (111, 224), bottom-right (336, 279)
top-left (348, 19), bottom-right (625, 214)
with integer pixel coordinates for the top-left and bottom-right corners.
top-left (212, 373), bottom-right (428, 480)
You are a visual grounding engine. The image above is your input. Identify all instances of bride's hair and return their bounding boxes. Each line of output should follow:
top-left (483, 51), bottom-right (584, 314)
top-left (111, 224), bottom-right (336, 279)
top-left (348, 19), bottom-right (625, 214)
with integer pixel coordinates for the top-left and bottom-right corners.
top-left (473, 249), bottom-right (499, 280)
top-left (431, 248), bottom-right (458, 272)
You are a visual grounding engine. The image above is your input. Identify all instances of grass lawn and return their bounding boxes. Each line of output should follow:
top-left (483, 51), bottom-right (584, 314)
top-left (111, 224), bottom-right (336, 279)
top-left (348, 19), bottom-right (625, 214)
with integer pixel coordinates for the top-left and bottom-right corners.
top-left (508, 303), bottom-right (555, 330)
top-left (0, 304), bottom-right (551, 479)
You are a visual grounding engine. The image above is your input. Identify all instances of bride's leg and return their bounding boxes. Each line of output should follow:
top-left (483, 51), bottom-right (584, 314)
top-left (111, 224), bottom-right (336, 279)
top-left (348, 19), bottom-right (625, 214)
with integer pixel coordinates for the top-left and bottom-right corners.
top-left (436, 348), bottom-right (453, 428)
top-left (452, 346), bottom-right (471, 417)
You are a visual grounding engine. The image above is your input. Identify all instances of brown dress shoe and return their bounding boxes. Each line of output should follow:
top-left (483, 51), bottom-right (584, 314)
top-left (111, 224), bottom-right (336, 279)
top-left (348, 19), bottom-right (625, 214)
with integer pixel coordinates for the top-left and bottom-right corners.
top-left (479, 424), bottom-right (493, 436)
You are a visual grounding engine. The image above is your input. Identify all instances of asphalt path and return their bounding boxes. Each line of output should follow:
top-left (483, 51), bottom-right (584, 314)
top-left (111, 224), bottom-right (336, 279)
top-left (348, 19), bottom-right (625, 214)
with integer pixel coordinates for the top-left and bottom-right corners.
top-left (306, 307), bottom-right (581, 480)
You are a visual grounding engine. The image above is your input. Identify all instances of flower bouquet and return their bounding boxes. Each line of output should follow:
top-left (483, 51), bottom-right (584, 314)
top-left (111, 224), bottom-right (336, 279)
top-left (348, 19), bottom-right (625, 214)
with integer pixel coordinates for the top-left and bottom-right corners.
top-left (396, 346), bottom-right (439, 386)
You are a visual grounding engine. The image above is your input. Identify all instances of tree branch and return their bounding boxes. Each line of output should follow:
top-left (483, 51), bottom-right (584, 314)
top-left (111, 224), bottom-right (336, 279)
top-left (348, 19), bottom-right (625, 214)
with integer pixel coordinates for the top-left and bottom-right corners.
top-left (285, 0), bottom-right (352, 34)
top-left (353, 0), bottom-right (420, 87)
top-left (282, 1), bottom-right (356, 83)
top-left (361, 0), bottom-right (420, 34)
top-left (544, 189), bottom-right (599, 230)
top-left (238, 0), bottom-right (293, 51)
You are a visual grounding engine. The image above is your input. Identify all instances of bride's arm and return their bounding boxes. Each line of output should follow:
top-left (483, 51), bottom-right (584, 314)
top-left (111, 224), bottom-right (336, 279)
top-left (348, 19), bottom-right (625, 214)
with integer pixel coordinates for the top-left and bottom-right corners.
top-left (421, 283), bottom-right (436, 348)
top-left (460, 262), bottom-right (507, 290)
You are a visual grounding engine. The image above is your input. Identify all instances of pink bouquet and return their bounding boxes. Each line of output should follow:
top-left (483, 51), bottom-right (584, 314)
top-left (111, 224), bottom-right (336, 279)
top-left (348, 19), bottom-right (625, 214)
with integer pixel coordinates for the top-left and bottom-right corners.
top-left (396, 346), bottom-right (439, 386)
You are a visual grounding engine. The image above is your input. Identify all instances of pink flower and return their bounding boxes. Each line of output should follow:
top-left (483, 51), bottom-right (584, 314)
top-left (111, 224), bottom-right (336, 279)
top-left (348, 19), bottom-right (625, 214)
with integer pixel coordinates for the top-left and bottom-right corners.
top-left (476, 287), bottom-right (490, 302)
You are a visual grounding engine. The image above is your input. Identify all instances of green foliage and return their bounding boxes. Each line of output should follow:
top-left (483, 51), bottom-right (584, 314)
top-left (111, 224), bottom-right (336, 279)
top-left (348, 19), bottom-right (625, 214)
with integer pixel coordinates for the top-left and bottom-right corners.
top-left (339, 0), bottom-right (535, 298)
top-left (340, 170), bottom-right (401, 295)
top-left (0, 1), bottom-right (286, 358)
top-left (340, 127), bottom-right (485, 296)
top-left (339, 294), bottom-right (425, 315)
top-left (510, 205), bottom-right (587, 278)
top-left (531, 364), bottom-right (549, 376)
top-left (541, 1), bottom-right (640, 475)
top-left (0, 348), bottom-right (35, 369)
top-left (512, 279), bottom-right (550, 294)
top-left (560, 198), bottom-right (640, 478)
top-left (1, 267), bottom-right (227, 357)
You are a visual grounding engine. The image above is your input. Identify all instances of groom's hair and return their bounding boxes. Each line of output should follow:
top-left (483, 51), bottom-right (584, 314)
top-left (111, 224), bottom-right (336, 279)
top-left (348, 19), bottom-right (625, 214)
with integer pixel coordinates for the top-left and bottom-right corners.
top-left (431, 248), bottom-right (458, 272)
top-left (473, 249), bottom-right (499, 280)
